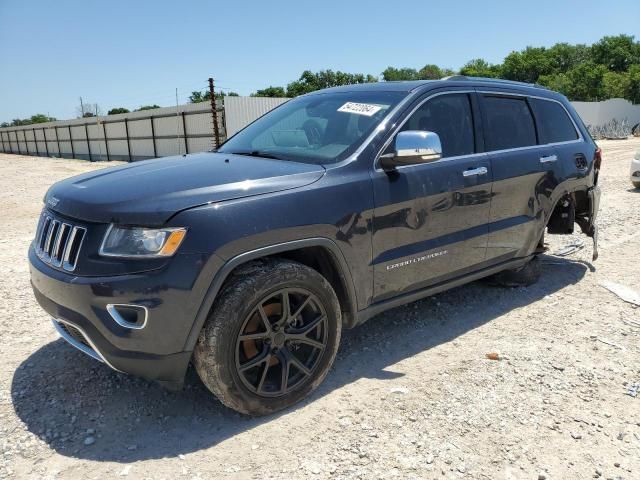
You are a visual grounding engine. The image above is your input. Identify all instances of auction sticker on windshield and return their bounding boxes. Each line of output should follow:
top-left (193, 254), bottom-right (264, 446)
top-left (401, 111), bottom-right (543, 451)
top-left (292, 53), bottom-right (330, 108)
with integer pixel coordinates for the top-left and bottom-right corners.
top-left (338, 102), bottom-right (383, 117)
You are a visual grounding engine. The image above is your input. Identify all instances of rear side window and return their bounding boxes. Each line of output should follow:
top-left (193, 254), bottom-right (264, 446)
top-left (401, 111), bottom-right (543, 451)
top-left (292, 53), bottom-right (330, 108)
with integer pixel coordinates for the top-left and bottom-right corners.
top-left (401, 93), bottom-right (475, 158)
top-left (530, 98), bottom-right (579, 144)
top-left (483, 96), bottom-right (536, 151)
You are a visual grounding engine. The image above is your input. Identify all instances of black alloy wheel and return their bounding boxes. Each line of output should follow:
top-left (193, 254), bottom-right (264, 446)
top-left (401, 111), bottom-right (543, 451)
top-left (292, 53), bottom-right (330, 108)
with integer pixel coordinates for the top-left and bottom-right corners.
top-left (235, 288), bottom-right (328, 397)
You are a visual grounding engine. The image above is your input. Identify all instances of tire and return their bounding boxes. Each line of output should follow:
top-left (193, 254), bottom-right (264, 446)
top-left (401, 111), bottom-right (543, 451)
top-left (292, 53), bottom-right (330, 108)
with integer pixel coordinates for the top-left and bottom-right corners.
top-left (485, 256), bottom-right (542, 288)
top-left (633, 181), bottom-right (640, 189)
top-left (193, 258), bottom-right (342, 416)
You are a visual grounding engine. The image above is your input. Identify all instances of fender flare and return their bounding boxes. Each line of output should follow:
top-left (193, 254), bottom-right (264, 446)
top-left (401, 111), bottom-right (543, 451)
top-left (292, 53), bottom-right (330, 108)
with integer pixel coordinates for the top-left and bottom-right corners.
top-left (182, 237), bottom-right (358, 351)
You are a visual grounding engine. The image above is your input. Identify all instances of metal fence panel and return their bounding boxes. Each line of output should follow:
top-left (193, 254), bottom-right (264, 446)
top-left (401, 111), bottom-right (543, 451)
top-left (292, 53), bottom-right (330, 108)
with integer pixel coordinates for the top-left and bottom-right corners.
top-left (0, 96), bottom-right (289, 161)
top-left (223, 96), bottom-right (288, 138)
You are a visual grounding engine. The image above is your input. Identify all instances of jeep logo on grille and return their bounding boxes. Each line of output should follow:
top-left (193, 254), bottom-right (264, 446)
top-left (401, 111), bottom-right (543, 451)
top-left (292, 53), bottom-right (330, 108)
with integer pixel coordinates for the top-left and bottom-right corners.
top-left (46, 196), bottom-right (60, 208)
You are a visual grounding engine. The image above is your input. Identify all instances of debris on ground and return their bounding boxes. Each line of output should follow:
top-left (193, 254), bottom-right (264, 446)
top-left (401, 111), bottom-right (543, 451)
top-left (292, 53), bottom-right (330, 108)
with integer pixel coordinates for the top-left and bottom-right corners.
top-left (554, 239), bottom-right (585, 257)
top-left (600, 280), bottom-right (640, 307)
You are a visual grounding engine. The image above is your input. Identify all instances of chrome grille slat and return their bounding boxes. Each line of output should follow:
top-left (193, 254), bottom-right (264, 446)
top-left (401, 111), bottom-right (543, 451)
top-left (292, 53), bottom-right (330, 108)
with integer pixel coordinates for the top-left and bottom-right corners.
top-left (34, 211), bottom-right (86, 272)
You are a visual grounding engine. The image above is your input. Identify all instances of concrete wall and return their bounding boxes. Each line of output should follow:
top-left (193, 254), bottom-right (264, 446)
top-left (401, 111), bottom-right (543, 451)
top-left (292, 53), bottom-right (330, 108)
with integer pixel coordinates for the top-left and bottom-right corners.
top-left (572, 98), bottom-right (640, 127)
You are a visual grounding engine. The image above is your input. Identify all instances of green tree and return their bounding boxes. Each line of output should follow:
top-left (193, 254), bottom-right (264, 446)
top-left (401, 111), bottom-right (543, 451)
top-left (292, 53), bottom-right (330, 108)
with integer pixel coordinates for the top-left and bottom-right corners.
top-left (628, 64), bottom-right (640, 104)
top-left (381, 67), bottom-right (419, 81)
top-left (107, 107), bottom-right (130, 115)
top-left (417, 64), bottom-right (443, 80)
top-left (190, 91), bottom-right (240, 103)
top-left (6, 114), bottom-right (57, 125)
top-left (252, 86), bottom-right (287, 97)
top-left (537, 72), bottom-right (573, 97)
top-left (135, 105), bottom-right (161, 111)
top-left (29, 114), bottom-right (56, 124)
top-left (602, 71), bottom-right (631, 99)
top-left (501, 46), bottom-right (554, 83)
top-left (568, 63), bottom-right (608, 101)
top-left (547, 43), bottom-right (590, 73)
top-left (286, 69), bottom-right (377, 97)
top-left (460, 58), bottom-right (501, 78)
top-left (590, 34), bottom-right (640, 72)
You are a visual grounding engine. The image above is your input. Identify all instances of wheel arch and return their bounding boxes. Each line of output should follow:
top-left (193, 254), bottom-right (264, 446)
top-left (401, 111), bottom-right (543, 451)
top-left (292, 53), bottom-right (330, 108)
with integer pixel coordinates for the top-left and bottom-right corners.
top-left (183, 238), bottom-right (358, 352)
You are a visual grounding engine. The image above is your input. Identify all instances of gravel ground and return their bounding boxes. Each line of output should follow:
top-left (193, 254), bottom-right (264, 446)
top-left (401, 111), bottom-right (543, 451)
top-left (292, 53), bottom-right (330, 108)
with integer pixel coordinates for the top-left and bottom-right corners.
top-left (1, 139), bottom-right (639, 480)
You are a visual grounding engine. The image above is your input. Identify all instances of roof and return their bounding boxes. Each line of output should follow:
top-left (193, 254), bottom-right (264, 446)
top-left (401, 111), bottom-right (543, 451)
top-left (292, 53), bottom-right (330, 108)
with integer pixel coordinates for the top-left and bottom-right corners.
top-left (309, 76), bottom-right (553, 96)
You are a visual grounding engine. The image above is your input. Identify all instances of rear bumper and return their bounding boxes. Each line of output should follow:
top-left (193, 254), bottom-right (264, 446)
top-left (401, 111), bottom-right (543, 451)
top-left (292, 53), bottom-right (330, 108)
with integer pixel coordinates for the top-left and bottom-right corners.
top-left (631, 158), bottom-right (640, 184)
top-left (29, 245), bottom-right (209, 387)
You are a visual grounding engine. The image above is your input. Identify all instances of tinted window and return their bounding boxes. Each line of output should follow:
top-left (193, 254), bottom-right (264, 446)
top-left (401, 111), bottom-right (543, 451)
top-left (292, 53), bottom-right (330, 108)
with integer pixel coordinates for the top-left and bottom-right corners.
top-left (483, 96), bottom-right (536, 151)
top-left (530, 98), bottom-right (579, 144)
top-left (401, 94), bottom-right (475, 158)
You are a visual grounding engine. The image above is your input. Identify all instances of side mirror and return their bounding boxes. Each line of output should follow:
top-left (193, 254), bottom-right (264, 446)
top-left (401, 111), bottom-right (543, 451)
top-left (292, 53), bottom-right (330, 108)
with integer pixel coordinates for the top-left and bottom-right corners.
top-left (380, 130), bottom-right (442, 171)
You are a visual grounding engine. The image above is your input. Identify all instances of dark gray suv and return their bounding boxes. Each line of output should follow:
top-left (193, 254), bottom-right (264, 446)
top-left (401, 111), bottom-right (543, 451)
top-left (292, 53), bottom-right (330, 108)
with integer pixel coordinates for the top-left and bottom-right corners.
top-left (29, 76), bottom-right (601, 415)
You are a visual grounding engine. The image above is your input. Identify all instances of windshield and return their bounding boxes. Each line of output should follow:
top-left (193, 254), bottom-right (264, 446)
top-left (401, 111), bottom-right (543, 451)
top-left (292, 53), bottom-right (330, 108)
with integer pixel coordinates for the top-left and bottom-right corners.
top-left (218, 91), bottom-right (407, 164)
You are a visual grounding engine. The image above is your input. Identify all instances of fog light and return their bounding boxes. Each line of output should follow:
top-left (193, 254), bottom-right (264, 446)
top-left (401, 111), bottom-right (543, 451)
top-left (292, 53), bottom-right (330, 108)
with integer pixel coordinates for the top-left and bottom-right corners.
top-left (107, 304), bottom-right (148, 329)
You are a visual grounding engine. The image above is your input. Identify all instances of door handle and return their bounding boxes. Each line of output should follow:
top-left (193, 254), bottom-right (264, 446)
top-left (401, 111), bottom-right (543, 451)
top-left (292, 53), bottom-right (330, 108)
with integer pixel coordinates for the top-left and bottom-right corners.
top-left (540, 154), bottom-right (558, 163)
top-left (462, 167), bottom-right (488, 177)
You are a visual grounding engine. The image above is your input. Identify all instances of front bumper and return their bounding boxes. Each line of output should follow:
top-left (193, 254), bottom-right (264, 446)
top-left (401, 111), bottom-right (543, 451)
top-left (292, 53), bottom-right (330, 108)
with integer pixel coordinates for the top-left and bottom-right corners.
top-left (29, 245), bottom-right (211, 387)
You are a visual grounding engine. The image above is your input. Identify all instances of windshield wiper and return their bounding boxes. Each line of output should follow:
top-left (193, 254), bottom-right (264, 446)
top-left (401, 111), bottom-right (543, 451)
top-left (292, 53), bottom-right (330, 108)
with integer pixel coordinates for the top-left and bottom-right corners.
top-left (226, 150), bottom-right (285, 160)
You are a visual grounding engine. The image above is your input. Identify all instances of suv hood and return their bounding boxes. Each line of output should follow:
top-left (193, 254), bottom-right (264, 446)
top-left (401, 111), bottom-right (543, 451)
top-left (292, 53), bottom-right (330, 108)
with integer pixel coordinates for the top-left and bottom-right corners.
top-left (44, 152), bottom-right (325, 225)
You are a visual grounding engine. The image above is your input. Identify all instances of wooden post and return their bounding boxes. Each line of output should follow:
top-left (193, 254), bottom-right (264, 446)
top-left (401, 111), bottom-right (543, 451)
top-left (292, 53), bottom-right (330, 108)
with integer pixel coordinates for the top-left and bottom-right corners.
top-left (102, 121), bottom-right (110, 161)
top-left (43, 127), bottom-right (49, 156)
top-left (33, 128), bottom-right (39, 156)
top-left (55, 126), bottom-right (61, 157)
top-left (68, 125), bottom-right (75, 159)
top-left (150, 117), bottom-right (157, 157)
top-left (181, 111), bottom-right (189, 154)
top-left (84, 123), bottom-right (92, 161)
top-left (124, 118), bottom-right (132, 162)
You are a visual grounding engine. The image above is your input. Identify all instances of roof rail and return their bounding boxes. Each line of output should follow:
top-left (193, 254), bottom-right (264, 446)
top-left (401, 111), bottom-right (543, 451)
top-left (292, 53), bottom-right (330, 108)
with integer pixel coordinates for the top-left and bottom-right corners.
top-left (441, 75), bottom-right (548, 90)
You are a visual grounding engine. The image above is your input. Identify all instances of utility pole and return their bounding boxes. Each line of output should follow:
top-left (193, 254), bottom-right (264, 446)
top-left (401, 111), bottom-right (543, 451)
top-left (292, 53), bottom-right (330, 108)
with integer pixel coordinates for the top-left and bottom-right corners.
top-left (79, 97), bottom-right (85, 117)
top-left (208, 78), bottom-right (220, 149)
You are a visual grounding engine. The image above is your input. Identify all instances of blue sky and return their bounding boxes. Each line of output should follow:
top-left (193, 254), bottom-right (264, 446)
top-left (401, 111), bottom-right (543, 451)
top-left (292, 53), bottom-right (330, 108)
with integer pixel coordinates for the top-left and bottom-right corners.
top-left (0, 0), bottom-right (638, 121)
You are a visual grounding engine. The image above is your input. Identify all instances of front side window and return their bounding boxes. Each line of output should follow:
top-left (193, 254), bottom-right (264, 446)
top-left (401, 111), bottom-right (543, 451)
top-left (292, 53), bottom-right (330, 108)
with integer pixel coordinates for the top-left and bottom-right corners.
top-left (218, 91), bottom-right (406, 165)
top-left (530, 98), bottom-right (579, 144)
top-left (483, 96), bottom-right (537, 151)
top-left (401, 93), bottom-right (475, 158)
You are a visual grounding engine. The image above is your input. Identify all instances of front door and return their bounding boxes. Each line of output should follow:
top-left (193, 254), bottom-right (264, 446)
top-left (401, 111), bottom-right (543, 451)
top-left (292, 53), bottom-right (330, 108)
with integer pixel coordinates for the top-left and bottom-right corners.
top-left (370, 91), bottom-right (492, 302)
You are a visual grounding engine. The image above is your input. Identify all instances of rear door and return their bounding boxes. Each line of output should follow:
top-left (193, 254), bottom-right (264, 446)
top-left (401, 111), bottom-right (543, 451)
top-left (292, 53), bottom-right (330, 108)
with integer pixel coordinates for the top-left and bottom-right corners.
top-left (479, 92), bottom-right (553, 263)
top-left (528, 96), bottom-right (587, 204)
top-left (370, 90), bottom-right (492, 302)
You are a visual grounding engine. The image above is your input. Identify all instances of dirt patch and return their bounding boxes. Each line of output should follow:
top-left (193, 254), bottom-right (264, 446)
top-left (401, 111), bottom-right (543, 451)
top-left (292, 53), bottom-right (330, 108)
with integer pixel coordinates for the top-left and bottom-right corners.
top-left (1, 141), bottom-right (639, 479)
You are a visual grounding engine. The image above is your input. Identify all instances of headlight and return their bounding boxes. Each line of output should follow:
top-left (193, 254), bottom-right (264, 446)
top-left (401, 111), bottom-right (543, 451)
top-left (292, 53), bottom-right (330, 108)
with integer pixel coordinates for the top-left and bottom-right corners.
top-left (99, 226), bottom-right (187, 258)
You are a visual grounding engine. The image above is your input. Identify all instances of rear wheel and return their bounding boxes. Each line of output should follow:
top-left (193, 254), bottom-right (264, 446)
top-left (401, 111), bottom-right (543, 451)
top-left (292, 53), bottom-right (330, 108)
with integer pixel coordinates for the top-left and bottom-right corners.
top-left (193, 259), bottom-right (341, 415)
top-left (633, 181), bottom-right (640, 189)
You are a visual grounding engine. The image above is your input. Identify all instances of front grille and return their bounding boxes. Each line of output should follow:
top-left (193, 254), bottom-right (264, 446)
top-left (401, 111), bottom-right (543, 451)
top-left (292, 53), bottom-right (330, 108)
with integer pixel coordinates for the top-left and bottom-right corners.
top-left (35, 211), bottom-right (86, 272)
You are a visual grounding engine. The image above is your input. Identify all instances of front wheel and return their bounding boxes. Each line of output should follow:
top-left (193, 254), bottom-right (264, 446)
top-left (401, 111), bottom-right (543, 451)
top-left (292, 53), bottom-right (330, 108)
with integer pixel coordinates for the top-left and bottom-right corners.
top-left (193, 259), bottom-right (342, 416)
top-left (633, 181), bottom-right (640, 189)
